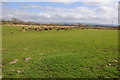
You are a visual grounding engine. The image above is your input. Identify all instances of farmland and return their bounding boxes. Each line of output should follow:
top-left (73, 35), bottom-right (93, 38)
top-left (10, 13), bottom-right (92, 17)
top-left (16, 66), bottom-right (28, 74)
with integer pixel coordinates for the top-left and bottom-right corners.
top-left (2, 25), bottom-right (119, 78)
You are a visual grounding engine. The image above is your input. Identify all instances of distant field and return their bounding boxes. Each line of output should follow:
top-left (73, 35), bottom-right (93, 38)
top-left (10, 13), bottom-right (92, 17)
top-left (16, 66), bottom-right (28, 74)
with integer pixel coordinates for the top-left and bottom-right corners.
top-left (2, 25), bottom-right (119, 78)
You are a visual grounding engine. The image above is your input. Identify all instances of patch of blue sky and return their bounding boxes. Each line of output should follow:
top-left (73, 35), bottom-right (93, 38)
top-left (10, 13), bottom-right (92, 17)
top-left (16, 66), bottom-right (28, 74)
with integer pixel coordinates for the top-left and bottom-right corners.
top-left (3, 2), bottom-right (97, 10)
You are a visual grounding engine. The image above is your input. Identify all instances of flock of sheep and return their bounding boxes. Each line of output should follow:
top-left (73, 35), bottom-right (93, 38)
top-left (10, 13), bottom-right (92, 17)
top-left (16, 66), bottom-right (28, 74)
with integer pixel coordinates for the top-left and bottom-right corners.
top-left (19, 25), bottom-right (120, 32)
top-left (19, 26), bottom-right (74, 32)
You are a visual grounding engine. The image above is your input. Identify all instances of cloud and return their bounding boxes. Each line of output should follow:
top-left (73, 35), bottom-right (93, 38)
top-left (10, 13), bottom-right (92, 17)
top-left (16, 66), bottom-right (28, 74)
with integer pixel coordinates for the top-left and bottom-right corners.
top-left (83, 2), bottom-right (118, 7)
top-left (2, 2), bottom-right (118, 25)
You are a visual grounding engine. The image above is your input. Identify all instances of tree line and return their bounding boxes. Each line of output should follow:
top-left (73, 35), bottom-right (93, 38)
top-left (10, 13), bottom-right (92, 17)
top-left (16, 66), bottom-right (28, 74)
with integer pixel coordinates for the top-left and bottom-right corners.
top-left (1, 18), bottom-right (119, 28)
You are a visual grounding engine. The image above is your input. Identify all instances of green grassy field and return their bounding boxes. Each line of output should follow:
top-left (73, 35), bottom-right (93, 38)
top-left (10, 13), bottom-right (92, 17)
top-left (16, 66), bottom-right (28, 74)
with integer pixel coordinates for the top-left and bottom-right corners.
top-left (2, 25), bottom-right (119, 78)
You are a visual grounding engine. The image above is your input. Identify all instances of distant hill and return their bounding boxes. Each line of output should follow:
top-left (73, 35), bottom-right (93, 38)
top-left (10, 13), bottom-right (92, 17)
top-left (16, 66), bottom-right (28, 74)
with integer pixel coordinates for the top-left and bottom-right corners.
top-left (1, 18), bottom-right (119, 27)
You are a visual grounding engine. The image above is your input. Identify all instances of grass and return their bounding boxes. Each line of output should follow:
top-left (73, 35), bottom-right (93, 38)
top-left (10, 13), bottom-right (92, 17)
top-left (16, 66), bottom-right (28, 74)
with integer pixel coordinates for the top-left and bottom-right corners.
top-left (2, 25), bottom-right (119, 78)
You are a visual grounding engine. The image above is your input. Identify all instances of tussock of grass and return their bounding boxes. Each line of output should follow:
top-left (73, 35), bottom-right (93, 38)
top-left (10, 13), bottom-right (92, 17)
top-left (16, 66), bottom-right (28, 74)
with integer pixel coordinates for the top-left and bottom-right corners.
top-left (2, 25), bottom-right (118, 78)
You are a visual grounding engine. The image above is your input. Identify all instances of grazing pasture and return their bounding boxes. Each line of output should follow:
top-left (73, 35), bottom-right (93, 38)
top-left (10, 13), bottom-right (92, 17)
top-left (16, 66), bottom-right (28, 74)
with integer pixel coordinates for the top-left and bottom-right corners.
top-left (2, 25), bottom-right (119, 78)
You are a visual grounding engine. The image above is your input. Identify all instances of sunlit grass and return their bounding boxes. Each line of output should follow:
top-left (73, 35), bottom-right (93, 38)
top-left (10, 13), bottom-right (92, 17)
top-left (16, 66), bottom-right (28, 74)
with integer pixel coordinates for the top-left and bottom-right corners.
top-left (2, 25), bottom-right (119, 78)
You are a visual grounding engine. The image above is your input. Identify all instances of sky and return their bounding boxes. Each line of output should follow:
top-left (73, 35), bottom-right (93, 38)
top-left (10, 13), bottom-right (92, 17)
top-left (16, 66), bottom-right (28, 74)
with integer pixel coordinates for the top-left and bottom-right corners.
top-left (1, 0), bottom-right (119, 25)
